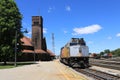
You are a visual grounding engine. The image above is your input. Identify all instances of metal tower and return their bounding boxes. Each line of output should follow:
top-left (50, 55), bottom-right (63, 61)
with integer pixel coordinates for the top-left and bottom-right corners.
top-left (52, 33), bottom-right (55, 53)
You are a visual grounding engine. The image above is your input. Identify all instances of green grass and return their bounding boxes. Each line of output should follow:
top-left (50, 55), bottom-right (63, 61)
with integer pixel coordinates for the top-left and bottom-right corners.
top-left (0, 61), bottom-right (36, 69)
top-left (0, 65), bottom-right (15, 69)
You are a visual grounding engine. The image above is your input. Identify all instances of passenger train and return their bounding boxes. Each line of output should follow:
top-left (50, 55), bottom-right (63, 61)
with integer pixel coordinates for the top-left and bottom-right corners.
top-left (60, 38), bottom-right (89, 68)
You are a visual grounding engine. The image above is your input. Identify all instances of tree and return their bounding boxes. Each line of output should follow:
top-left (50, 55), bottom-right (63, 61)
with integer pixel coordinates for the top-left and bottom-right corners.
top-left (104, 49), bottom-right (111, 54)
top-left (100, 51), bottom-right (105, 56)
top-left (112, 48), bottom-right (120, 56)
top-left (0, 0), bottom-right (23, 64)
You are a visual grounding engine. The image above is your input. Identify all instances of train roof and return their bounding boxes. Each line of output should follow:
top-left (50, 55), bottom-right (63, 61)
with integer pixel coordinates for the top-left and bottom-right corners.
top-left (64, 38), bottom-right (86, 47)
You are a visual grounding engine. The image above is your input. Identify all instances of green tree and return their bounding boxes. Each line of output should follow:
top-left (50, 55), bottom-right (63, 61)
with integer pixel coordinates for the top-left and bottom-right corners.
top-left (0, 0), bottom-right (23, 64)
top-left (100, 51), bottom-right (105, 56)
top-left (104, 49), bottom-right (111, 54)
top-left (112, 48), bottom-right (120, 56)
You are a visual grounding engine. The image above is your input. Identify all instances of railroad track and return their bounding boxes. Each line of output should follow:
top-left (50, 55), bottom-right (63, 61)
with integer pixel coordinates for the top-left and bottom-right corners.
top-left (90, 62), bottom-right (120, 70)
top-left (90, 59), bottom-right (120, 65)
top-left (90, 59), bottom-right (120, 70)
top-left (74, 68), bottom-right (120, 80)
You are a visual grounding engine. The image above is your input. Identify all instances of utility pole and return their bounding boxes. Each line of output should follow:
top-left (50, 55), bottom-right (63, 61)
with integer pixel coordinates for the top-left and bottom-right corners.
top-left (52, 33), bottom-right (55, 53)
top-left (14, 28), bottom-right (28, 67)
top-left (14, 30), bottom-right (17, 67)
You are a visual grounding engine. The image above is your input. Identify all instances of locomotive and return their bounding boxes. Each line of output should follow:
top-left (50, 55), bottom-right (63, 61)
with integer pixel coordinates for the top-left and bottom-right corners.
top-left (60, 38), bottom-right (89, 68)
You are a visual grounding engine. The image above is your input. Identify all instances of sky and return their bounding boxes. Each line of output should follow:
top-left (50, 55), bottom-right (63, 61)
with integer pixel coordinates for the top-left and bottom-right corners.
top-left (15, 0), bottom-right (120, 55)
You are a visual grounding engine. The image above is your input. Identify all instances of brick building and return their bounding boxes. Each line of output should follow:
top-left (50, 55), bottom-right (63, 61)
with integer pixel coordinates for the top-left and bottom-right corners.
top-left (20, 16), bottom-right (55, 61)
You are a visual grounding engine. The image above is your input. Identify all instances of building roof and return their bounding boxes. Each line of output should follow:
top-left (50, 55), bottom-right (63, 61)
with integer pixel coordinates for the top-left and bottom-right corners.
top-left (47, 49), bottom-right (55, 56)
top-left (34, 49), bottom-right (46, 54)
top-left (21, 36), bottom-right (33, 46)
top-left (21, 36), bottom-right (34, 53)
top-left (22, 50), bottom-right (34, 53)
top-left (21, 36), bottom-right (55, 56)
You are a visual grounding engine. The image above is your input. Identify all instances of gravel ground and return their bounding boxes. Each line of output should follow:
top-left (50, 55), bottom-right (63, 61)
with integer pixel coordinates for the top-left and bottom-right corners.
top-left (0, 60), bottom-right (91, 80)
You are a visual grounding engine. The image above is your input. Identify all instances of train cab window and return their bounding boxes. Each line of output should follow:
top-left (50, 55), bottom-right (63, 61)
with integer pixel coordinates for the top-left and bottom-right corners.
top-left (79, 49), bottom-right (82, 53)
top-left (70, 43), bottom-right (78, 46)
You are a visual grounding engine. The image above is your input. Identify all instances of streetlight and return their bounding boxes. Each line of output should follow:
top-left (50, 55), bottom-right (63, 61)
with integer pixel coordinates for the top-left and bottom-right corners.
top-left (14, 28), bottom-right (28, 67)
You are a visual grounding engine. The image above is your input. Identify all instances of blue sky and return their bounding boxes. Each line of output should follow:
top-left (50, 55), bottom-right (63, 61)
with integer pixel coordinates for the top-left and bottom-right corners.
top-left (15, 0), bottom-right (120, 55)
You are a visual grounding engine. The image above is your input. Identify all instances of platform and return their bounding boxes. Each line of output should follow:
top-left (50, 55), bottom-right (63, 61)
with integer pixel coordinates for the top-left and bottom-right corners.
top-left (0, 60), bottom-right (91, 80)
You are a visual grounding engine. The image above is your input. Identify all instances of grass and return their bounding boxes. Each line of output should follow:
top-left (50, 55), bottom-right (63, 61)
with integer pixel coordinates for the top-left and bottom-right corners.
top-left (0, 61), bottom-right (36, 69)
top-left (0, 65), bottom-right (15, 69)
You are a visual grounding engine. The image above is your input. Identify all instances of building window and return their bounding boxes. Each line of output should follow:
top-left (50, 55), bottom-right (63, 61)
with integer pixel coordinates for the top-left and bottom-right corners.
top-left (34, 22), bottom-right (39, 25)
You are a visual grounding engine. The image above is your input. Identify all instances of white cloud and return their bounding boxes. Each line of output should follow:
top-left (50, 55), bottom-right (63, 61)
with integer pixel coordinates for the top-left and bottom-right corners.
top-left (65, 6), bottom-right (71, 11)
top-left (27, 31), bottom-right (31, 35)
top-left (26, 35), bottom-right (31, 38)
top-left (24, 31), bottom-right (31, 38)
top-left (64, 30), bottom-right (68, 34)
top-left (23, 22), bottom-right (30, 28)
top-left (23, 22), bottom-right (27, 26)
top-left (72, 24), bottom-right (102, 35)
top-left (88, 41), bottom-right (93, 44)
top-left (48, 7), bottom-right (52, 13)
top-left (43, 28), bottom-right (47, 33)
top-left (116, 33), bottom-right (120, 37)
top-left (48, 6), bottom-right (55, 13)
top-left (107, 36), bottom-right (112, 40)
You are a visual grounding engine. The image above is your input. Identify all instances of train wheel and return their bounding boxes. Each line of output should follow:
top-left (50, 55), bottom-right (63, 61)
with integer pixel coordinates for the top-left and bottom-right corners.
top-left (79, 61), bottom-right (85, 69)
top-left (68, 59), bottom-right (74, 67)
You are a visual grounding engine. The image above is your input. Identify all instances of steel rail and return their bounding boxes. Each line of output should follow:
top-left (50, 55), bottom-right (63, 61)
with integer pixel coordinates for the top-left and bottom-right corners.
top-left (74, 68), bottom-right (120, 80)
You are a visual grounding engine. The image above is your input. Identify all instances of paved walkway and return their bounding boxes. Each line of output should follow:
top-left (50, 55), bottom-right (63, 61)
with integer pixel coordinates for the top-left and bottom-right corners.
top-left (0, 60), bottom-right (91, 80)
